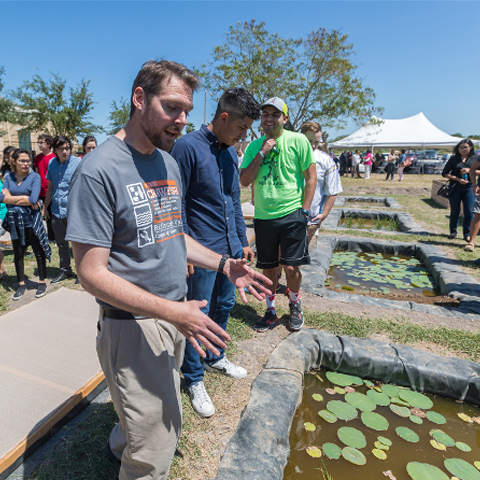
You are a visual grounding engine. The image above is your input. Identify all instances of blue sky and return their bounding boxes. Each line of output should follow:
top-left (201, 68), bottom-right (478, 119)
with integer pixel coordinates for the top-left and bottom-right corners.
top-left (1, 1), bottom-right (478, 144)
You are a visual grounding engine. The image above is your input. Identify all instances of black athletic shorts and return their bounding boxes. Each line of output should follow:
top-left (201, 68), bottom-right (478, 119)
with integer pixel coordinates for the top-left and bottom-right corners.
top-left (254, 208), bottom-right (310, 269)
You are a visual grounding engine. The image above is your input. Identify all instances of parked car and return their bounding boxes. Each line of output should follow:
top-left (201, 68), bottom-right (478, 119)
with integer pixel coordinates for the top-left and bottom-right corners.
top-left (441, 153), bottom-right (453, 162)
top-left (417, 150), bottom-right (439, 160)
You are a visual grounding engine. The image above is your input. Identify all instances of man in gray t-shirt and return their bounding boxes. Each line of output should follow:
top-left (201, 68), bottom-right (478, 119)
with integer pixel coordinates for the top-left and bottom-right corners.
top-left (66, 60), bottom-right (270, 480)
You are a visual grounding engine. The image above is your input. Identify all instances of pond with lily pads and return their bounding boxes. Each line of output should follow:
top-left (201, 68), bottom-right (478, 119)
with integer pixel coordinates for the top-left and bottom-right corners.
top-left (284, 370), bottom-right (480, 480)
top-left (327, 251), bottom-right (439, 297)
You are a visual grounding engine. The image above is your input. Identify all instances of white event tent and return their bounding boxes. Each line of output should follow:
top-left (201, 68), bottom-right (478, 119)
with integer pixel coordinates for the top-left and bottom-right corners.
top-left (329, 112), bottom-right (467, 150)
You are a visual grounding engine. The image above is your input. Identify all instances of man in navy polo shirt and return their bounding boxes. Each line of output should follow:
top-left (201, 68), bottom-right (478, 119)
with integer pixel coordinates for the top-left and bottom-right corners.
top-left (171, 87), bottom-right (261, 417)
top-left (43, 135), bottom-right (81, 283)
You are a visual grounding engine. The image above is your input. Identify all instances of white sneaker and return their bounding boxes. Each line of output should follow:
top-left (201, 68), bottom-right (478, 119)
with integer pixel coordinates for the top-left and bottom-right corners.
top-left (204, 356), bottom-right (247, 380)
top-left (187, 381), bottom-right (215, 418)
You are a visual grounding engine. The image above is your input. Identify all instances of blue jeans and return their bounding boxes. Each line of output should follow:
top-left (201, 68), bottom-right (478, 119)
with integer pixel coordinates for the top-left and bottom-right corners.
top-left (449, 183), bottom-right (475, 238)
top-left (181, 252), bottom-right (240, 387)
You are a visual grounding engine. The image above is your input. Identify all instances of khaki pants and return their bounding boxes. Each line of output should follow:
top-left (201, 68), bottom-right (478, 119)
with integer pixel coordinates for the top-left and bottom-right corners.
top-left (97, 309), bottom-right (185, 480)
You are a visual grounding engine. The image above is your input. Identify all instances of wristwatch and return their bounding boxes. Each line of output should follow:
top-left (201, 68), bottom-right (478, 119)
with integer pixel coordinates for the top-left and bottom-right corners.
top-left (301, 209), bottom-right (309, 217)
top-left (218, 253), bottom-right (230, 273)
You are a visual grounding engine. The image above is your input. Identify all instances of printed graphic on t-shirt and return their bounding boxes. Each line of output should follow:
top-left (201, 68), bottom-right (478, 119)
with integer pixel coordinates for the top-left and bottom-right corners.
top-left (126, 180), bottom-right (183, 248)
top-left (259, 151), bottom-right (283, 186)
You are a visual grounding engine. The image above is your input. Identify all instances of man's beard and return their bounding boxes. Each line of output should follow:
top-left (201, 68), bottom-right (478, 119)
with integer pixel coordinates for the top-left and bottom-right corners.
top-left (141, 107), bottom-right (180, 152)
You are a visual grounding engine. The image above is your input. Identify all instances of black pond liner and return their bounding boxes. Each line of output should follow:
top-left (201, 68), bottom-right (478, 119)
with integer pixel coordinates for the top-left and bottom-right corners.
top-left (217, 329), bottom-right (480, 480)
top-left (335, 196), bottom-right (402, 209)
top-left (302, 235), bottom-right (480, 319)
top-left (322, 208), bottom-right (428, 235)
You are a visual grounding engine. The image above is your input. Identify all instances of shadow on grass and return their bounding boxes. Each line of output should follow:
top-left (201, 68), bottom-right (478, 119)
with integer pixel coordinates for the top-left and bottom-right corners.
top-left (420, 197), bottom-right (448, 210)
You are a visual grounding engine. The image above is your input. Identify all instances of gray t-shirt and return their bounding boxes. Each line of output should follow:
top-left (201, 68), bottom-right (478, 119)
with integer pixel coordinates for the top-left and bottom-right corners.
top-left (66, 136), bottom-right (187, 304)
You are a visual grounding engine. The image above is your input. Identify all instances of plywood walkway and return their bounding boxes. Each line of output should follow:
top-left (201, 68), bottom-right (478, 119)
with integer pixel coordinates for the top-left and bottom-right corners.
top-left (0, 288), bottom-right (102, 478)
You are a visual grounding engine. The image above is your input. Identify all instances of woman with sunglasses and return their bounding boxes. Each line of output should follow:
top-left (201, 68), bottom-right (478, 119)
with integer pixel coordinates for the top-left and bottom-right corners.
top-left (442, 139), bottom-right (478, 241)
top-left (0, 149), bottom-right (50, 300)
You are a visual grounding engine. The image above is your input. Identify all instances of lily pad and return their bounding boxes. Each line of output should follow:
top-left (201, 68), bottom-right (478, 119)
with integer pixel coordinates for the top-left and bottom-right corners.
top-left (312, 393), bottom-right (324, 402)
top-left (390, 404), bottom-right (411, 418)
top-left (375, 440), bottom-right (390, 451)
top-left (306, 446), bottom-right (322, 458)
top-left (458, 413), bottom-right (474, 423)
top-left (304, 422), bottom-right (316, 432)
top-left (474, 461), bottom-right (480, 471)
top-left (431, 430), bottom-right (455, 447)
top-left (367, 390), bottom-right (391, 406)
top-left (322, 442), bottom-right (342, 460)
top-left (377, 436), bottom-right (392, 447)
top-left (406, 462), bottom-right (450, 480)
top-left (444, 458), bottom-right (480, 480)
top-left (430, 439), bottom-right (447, 451)
top-left (372, 448), bottom-right (387, 460)
top-left (364, 379), bottom-right (375, 388)
top-left (325, 371), bottom-right (363, 387)
top-left (361, 411), bottom-right (389, 431)
top-left (381, 384), bottom-right (400, 398)
top-left (318, 409), bottom-right (337, 424)
top-left (410, 415), bottom-right (423, 425)
top-left (345, 392), bottom-right (377, 412)
top-left (327, 400), bottom-right (358, 421)
top-left (456, 442), bottom-right (472, 452)
top-left (399, 390), bottom-right (433, 410)
top-left (342, 447), bottom-right (367, 466)
top-left (334, 386), bottom-right (346, 395)
top-left (390, 396), bottom-right (411, 407)
top-left (396, 426), bottom-right (420, 443)
top-left (337, 426), bottom-right (367, 449)
top-left (426, 411), bottom-right (447, 425)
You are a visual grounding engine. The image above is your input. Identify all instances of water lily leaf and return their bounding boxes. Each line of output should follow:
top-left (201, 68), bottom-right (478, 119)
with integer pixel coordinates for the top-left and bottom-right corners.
top-left (474, 461), bottom-right (480, 471)
top-left (444, 458), bottom-right (480, 480)
top-left (431, 430), bottom-right (455, 447)
top-left (456, 442), bottom-right (472, 452)
top-left (458, 413), bottom-right (473, 423)
top-left (399, 390), bottom-right (433, 410)
top-left (390, 404), bottom-right (411, 418)
top-left (306, 446), bottom-right (322, 458)
top-left (410, 415), bottom-right (423, 425)
top-left (318, 410), bottom-right (337, 423)
top-left (391, 396), bottom-right (411, 407)
top-left (345, 392), bottom-right (377, 412)
top-left (325, 388), bottom-right (336, 395)
top-left (345, 386), bottom-right (356, 393)
top-left (381, 384), bottom-right (400, 398)
top-left (342, 447), bottom-right (367, 466)
top-left (406, 462), bottom-right (450, 480)
top-left (361, 411), bottom-right (389, 431)
top-left (364, 379), bottom-right (375, 388)
top-left (334, 284), bottom-right (342, 289)
top-left (396, 426), bottom-right (419, 443)
top-left (327, 400), bottom-right (358, 421)
top-left (304, 422), bottom-right (316, 432)
top-left (430, 439), bottom-right (447, 450)
top-left (367, 390), bottom-right (391, 406)
top-left (337, 426), bottom-right (367, 448)
top-left (334, 386), bottom-right (346, 395)
top-left (373, 448), bottom-right (387, 460)
top-left (312, 393), bottom-right (324, 402)
top-left (342, 286), bottom-right (354, 291)
top-left (325, 371), bottom-right (363, 387)
top-left (322, 442), bottom-right (342, 460)
top-left (426, 411), bottom-right (447, 425)
top-left (377, 436), bottom-right (392, 447)
top-left (375, 441), bottom-right (390, 450)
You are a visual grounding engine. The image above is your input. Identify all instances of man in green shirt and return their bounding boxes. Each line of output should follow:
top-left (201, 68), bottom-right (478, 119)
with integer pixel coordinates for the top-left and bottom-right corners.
top-left (240, 97), bottom-right (316, 332)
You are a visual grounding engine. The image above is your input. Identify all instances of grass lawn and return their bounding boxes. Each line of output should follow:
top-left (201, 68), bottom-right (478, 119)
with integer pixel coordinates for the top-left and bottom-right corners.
top-left (18, 172), bottom-right (480, 479)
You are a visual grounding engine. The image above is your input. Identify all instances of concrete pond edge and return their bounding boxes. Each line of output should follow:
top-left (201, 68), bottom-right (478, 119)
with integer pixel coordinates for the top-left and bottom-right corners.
top-left (335, 195), bottom-right (402, 209)
top-left (217, 329), bottom-right (480, 480)
top-left (301, 235), bottom-right (480, 320)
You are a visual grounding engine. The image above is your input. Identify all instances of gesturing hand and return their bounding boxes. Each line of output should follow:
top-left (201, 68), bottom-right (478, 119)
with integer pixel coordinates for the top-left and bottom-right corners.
top-left (223, 258), bottom-right (273, 303)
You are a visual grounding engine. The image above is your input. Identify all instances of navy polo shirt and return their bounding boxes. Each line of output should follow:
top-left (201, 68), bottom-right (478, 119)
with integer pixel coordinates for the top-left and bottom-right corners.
top-left (171, 125), bottom-right (248, 256)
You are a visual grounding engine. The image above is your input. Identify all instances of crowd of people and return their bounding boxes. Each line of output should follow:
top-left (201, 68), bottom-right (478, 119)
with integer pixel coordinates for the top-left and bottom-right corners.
top-left (0, 134), bottom-right (97, 300)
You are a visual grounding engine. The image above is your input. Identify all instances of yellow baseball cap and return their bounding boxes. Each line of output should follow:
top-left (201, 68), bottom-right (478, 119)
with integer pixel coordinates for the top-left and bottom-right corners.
top-left (261, 97), bottom-right (288, 116)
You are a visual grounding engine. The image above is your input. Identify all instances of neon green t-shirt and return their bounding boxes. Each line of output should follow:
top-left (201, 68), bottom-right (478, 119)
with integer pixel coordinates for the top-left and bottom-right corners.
top-left (241, 130), bottom-right (314, 219)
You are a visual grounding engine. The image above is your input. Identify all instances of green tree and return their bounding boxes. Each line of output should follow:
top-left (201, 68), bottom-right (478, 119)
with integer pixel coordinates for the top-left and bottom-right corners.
top-left (106, 97), bottom-right (130, 135)
top-left (198, 20), bottom-right (382, 136)
top-left (185, 122), bottom-right (196, 134)
top-left (0, 67), bottom-right (16, 135)
top-left (10, 72), bottom-right (102, 140)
